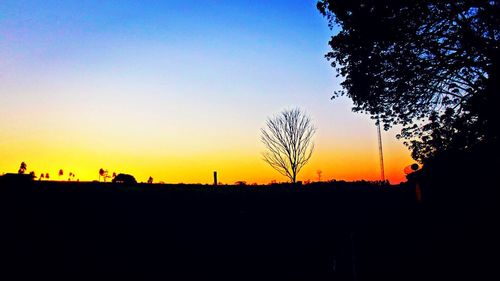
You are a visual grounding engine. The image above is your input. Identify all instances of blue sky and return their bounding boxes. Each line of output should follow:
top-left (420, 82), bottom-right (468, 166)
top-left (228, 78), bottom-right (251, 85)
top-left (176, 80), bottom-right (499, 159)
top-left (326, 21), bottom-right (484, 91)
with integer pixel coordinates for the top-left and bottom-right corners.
top-left (0, 0), bottom-right (413, 183)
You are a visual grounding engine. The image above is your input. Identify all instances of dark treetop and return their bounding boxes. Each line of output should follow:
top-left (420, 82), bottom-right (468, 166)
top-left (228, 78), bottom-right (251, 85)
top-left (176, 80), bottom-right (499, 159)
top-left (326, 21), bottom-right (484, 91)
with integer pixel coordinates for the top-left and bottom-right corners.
top-left (318, 0), bottom-right (499, 162)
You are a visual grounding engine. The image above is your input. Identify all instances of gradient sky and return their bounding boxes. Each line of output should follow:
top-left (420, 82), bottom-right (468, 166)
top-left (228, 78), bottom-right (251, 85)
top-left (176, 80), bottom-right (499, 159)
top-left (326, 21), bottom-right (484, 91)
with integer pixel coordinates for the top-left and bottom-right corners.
top-left (0, 0), bottom-right (414, 184)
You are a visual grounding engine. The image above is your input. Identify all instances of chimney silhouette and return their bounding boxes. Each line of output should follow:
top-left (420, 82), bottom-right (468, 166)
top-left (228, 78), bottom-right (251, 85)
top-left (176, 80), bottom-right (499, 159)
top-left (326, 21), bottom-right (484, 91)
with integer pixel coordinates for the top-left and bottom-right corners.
top-left (213, 171), bottom-right (217, 186)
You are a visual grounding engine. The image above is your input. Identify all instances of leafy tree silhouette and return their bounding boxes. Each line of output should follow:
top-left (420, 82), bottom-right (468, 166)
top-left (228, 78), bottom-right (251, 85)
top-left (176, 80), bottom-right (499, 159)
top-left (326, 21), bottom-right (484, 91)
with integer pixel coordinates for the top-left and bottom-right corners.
top-left (18, 162), bottom-right (27, 174)
top-left (99, 168), bottom-right (109, 182)
top-left (99, 168), bottom-right (105, 182)
top-left (261, 108), bottom-right (316, 183)
top-left (318, 0), bottom-right (499, 162)
top-left (58, 169), bottom-right (63, 180)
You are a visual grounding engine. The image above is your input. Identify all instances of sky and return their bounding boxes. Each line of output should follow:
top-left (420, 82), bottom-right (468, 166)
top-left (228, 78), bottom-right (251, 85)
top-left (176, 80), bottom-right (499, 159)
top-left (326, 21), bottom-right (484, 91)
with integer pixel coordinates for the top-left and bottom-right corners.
top-left (0, 0), bottom-right (415, 184)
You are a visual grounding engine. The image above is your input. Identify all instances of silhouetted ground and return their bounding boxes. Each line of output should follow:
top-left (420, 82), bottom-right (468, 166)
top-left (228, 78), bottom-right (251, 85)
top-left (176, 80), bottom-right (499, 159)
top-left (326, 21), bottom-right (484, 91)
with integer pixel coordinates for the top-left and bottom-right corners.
top-left (0, 177), bottom-right (497, 280)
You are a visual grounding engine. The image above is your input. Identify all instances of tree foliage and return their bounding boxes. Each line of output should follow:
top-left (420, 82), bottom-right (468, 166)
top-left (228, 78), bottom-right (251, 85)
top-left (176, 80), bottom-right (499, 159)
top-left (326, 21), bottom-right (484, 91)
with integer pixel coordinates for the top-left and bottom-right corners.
top-left (18, 162), bottom-right (27, 174)
top-left (318, 0), bottom-right (499, 162)
top-left (261, 108), bottom-right (316, 183)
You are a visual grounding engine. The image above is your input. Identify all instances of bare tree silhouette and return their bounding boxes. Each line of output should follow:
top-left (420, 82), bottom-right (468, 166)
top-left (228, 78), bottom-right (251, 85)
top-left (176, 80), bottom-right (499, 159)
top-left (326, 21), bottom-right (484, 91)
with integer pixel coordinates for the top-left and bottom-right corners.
top-left (317, 170), bottom-right (322, 182)
top-left (261, 108), bottom-right (316, 183)
top-left (18, 162), bottom-right (27, 174)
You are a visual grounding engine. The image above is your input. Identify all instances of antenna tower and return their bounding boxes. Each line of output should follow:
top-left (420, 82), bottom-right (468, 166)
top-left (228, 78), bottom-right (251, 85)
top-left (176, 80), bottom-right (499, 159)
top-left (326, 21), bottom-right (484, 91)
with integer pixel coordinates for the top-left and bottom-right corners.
top-left (376, 120), bottom-right (385, 182)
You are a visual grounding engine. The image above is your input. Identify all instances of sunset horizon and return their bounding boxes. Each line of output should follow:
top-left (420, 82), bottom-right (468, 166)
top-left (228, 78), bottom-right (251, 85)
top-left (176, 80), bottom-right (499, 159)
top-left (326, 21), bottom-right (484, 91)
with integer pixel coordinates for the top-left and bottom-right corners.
top-left (0, 1), bottom-right (413, 184)
top-left (2, 1), bottom-right (497, 279)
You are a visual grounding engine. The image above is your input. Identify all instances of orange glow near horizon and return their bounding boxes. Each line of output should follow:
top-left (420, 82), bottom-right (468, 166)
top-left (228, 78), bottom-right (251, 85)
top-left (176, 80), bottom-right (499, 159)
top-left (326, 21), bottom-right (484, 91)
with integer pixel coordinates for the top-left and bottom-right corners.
top-left (0, 111), bottom-right (413, 184)
top-left (0, 1), bottom-right (415, 184)
top-left (0, 150), bottom-right (412, 185)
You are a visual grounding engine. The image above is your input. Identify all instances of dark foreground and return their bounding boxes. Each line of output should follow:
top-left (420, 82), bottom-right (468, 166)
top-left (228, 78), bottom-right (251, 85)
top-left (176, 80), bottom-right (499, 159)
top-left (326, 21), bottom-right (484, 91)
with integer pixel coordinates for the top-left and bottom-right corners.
top-left (0, 179), bottom-right (497, 280)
